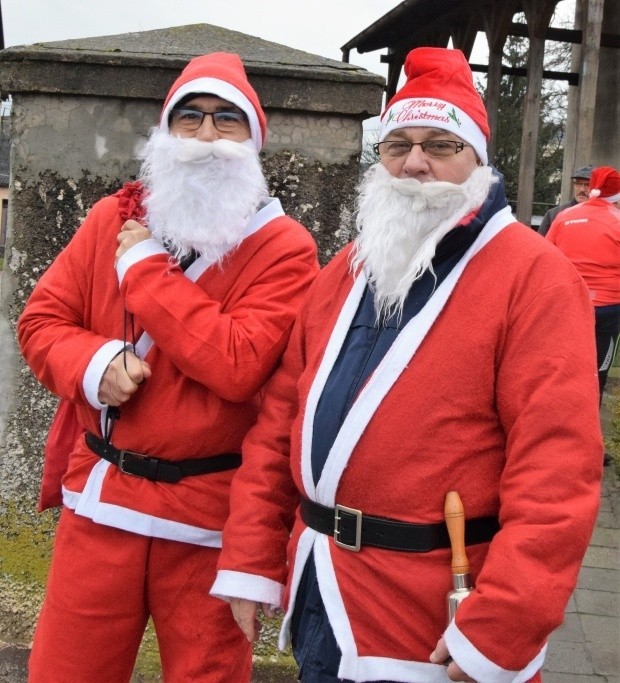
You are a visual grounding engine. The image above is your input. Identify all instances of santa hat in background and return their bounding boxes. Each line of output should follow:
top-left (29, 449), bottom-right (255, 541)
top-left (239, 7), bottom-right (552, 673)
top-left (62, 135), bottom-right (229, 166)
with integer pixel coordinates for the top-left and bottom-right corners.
top-left (589, 166), bottom-right (620, 203)
top-left (159, 52), bottom-right (267, 151)
top-left (379, 47), bottom-right (490, 164)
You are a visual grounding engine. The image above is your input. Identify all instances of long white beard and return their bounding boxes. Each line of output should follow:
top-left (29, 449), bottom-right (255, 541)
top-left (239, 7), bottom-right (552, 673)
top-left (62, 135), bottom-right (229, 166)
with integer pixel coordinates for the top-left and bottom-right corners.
top-left (138, 129), bottom-right (269, 263)
top-left (350, 164), bottom-right (496, 322)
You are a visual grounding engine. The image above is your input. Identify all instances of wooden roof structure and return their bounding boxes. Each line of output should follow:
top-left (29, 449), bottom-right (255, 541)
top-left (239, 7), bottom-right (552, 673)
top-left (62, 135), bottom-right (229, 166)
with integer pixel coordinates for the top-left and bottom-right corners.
top-left (341, 0), bottom-right (619, 224)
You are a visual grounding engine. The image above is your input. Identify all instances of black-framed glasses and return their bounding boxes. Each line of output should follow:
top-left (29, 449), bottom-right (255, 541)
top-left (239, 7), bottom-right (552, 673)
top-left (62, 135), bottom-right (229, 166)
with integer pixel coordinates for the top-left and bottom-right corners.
top-left (373, 139), bottom-right (471, 159)
top-left (169, 108), bottom-right (248, 133)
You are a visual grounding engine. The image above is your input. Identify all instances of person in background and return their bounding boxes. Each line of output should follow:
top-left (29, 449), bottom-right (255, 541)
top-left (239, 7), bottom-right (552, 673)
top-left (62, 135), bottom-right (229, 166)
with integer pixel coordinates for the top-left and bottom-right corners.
top-left (211, 47), bottom-right (603, 683)
top-left (18, 52), bottom-right (319, 682)
top-left (547, 165), bottom-right (620, 466)
top-left (538, 164), bottom-right (593, 237)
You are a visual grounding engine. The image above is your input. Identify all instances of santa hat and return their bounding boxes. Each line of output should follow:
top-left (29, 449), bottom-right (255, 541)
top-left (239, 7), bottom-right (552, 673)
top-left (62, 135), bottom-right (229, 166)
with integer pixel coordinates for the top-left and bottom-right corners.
top-left (379, 47), bottom-right (490, 165)
top-left (589, 166), bottom-right (620, 203)
top-left (160, 52), bottom-right (266, 152)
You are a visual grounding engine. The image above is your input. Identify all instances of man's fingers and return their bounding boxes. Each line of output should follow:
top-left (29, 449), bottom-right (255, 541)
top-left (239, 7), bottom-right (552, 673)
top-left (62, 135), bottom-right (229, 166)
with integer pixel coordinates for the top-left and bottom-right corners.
top-left (231, 598), bottom-right (261, 643)
top-left (430, 636), bottom-right (450, 664)
top-left (98, 353), bottom-right (150, 405)
top-left (430, 637), bottom-right (477, 682)
top-left (120, 219), bottom-right (143, 232)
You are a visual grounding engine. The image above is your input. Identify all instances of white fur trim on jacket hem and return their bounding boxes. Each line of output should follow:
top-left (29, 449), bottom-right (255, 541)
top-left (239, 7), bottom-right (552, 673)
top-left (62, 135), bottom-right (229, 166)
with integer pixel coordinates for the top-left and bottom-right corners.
top-left (62, 461), bottom-right (224, 547)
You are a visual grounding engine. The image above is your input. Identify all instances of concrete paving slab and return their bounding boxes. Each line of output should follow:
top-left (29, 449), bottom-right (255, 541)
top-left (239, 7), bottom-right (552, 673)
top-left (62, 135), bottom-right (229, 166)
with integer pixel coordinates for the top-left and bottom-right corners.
top-left (578, 566), bottom-right (620, 592)
top-left (547, 612), bottom-right (586, 643)
top-left (582, 545), bottom-right (618, 570)
top-left (589, 525), bottom-right (619, 547)
top-left (543, 640), bottom-right (595, 674)
top-left (542, 674), bottom-right (607, 682)
top-left (574, 587), bottom-right (620, 617)
top-left (581, 614), bottom-right (620, 676)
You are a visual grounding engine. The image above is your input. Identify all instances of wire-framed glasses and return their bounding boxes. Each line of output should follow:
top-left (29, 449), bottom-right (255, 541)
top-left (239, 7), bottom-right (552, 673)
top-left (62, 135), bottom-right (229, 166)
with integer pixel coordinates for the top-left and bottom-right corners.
top-left (373, 139), bottom-right (471, 159)
top-left (169, 108), bottom-right (248, 133)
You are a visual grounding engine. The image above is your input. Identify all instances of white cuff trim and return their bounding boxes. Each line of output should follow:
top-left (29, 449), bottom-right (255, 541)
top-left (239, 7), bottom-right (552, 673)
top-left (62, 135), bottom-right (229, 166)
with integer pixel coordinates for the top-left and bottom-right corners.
top-left (83, 340), bottom-right (126, 409)
top-left (116, 239), bottom-right (168, 284)
top-left (210, 569), bottom-right (284, 609)
top-left (444, 619), bottom-right (546, 683)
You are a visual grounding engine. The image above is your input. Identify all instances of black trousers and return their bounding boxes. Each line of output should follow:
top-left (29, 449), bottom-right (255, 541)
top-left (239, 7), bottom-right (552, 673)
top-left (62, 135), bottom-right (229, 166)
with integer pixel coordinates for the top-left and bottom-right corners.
top-left (291, 552), bottom-right (397, 683)
top-left (596, 304), bottom-right (620, 403)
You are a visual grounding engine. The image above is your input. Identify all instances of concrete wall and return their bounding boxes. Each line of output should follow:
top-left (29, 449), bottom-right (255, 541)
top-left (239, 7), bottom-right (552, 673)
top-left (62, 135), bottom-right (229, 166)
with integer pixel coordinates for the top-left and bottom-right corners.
top-left (0, 25), bottom-right (384, 660)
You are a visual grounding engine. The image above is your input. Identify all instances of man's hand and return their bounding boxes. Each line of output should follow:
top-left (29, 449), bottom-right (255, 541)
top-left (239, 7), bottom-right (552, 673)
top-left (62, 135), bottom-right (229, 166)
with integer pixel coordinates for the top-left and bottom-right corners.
top-left (115, 219), bottom-right (152, 265)
top-left (430, 637), bottom-right (477, 682)
top-left (98, 350), bottom-right (151, 406)
top-left (230, 597), bottom-right (279, 643)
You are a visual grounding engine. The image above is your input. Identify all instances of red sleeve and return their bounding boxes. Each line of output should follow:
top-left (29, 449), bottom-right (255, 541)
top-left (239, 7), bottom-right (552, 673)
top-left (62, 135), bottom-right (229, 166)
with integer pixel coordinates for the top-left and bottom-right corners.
top-left (17, 196), bottom-right (123, 404)
top-left (118, 218), bottom-right (319, 402)
top-left (217, 294), bottom-right (311, 582)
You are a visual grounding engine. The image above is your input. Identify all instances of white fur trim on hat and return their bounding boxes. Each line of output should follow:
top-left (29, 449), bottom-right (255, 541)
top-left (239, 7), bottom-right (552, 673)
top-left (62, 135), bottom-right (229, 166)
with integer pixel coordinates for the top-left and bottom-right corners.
top-left (160, 76), bottom-right (262, 151)
top-left (379, 97), bottom-right (488, 165)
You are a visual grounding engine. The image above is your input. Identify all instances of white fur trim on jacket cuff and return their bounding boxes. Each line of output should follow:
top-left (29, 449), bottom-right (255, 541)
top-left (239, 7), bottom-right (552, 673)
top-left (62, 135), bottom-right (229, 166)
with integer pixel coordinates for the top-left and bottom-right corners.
top-left (444, 619), bottom-right (547, 683)
top-left (83, 339), bottom-right (126, 409)
top-left (116, 238), bottom-right (169, 284)
top-left (210, 569), bottom-right (284, 609)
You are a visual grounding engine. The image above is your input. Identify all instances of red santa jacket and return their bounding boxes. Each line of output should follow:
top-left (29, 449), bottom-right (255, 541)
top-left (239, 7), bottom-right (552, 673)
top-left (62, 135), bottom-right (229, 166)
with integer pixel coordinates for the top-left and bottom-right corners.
top-left (18, 190), bottom-right (319, 544)
top-left (546, 197), bottom-right (620, 306)
top-left (213, 208), bottom-right (602, 682)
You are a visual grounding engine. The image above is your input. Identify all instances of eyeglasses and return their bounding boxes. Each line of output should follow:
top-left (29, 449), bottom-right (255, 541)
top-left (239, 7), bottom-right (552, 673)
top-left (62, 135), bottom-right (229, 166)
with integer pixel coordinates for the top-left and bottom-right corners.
top-left (169, 108), bottom-right (248, 133)
top-left (572, 179), bottom-right (589, 188)
top-left (373, 139), bottom-right (471, 159)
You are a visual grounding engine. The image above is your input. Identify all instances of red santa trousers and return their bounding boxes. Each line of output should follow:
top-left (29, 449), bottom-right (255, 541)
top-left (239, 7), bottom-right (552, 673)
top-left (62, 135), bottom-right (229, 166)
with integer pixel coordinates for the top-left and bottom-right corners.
top-left (28, 509), bottom-right (252, 682)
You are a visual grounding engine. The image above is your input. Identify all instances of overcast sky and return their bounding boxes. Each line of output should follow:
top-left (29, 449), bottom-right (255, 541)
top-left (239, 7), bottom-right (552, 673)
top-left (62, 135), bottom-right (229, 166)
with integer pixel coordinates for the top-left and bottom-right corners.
top-left (1, 0), bottom-right (575, 125)
top-left (2, 0), bottom-right (406, 79)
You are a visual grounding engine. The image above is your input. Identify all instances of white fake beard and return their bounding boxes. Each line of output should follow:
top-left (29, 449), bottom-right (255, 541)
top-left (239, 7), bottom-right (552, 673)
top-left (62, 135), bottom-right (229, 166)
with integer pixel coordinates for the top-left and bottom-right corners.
top-left (350, 164), bottom-right (496, 322)
top-left (138, 129), bottom-right (269, 263)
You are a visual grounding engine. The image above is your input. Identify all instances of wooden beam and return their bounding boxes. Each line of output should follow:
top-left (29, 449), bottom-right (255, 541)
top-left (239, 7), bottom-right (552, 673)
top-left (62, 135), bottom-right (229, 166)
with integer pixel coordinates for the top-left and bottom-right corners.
top-left (516, 0), bottom-right (559, 225)
top-left (509, 21), bottom-right (619, 48)
top-left (479, 0), bottom-right (520, 162)
top-left (451, 13), bottom-right (479, 59)
top-left (470, 63), bottom-right (580, 85)
top-left (574, 0), bottom-right (604, 163)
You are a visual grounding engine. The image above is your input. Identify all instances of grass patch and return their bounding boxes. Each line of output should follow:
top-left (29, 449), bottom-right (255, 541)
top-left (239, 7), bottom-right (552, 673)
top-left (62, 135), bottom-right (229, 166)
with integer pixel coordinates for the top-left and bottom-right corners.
top-left (603, 375), bottom-right (620, 476)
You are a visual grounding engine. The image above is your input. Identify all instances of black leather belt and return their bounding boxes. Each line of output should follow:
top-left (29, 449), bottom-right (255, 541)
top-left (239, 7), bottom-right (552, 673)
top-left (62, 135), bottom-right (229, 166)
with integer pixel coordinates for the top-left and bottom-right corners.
top-left (300, 497), bottom-right (499, 553)
top-left (86, 432), bottom-right (241, 483)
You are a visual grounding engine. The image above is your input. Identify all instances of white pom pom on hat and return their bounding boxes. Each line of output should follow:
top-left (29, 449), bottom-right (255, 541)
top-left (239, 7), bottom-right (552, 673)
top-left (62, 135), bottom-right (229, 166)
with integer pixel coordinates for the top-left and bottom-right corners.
top-left (588, 166), bottom-right (620, 203)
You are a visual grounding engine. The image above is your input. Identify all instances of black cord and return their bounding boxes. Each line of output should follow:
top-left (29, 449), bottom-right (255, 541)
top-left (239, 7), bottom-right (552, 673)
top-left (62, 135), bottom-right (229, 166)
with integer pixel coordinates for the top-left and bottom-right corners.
top-left (104, 406), bottom-right (119, 444)
top-left (122, 307), bottom-right (137, 374)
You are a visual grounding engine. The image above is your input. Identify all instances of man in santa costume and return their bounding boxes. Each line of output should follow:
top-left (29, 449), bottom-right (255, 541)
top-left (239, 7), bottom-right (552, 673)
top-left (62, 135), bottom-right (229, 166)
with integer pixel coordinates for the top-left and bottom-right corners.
top-left (211, 47), bottom-right (603, 683)
top-left (18, 52), bottom-right (319, 681)
top-left (547, 166), bottom-right (620, 422)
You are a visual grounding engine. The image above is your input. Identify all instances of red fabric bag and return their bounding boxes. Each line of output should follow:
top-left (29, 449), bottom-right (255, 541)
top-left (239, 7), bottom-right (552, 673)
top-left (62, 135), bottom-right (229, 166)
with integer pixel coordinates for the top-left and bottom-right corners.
top-left (37, 181), bottom-right (146, 512)
top-left (38, 398), bottom-right (84, 511)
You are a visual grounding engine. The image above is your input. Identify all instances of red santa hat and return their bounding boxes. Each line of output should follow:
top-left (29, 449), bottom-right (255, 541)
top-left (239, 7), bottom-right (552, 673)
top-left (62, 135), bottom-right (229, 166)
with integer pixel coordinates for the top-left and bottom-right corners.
top-left (160, 52), bottom-right (267, 151)
top-left (589, 166), bottom-right (620, 203)
top-left (379, 47), bottom-right (490, 165)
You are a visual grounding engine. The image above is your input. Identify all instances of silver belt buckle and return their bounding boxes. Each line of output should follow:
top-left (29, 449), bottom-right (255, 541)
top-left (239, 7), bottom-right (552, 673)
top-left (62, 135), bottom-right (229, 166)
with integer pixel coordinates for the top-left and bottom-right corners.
top-left (118, 449), bottom-right (147, 476)
top-left (334, 504), bottom-right (362, 552)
